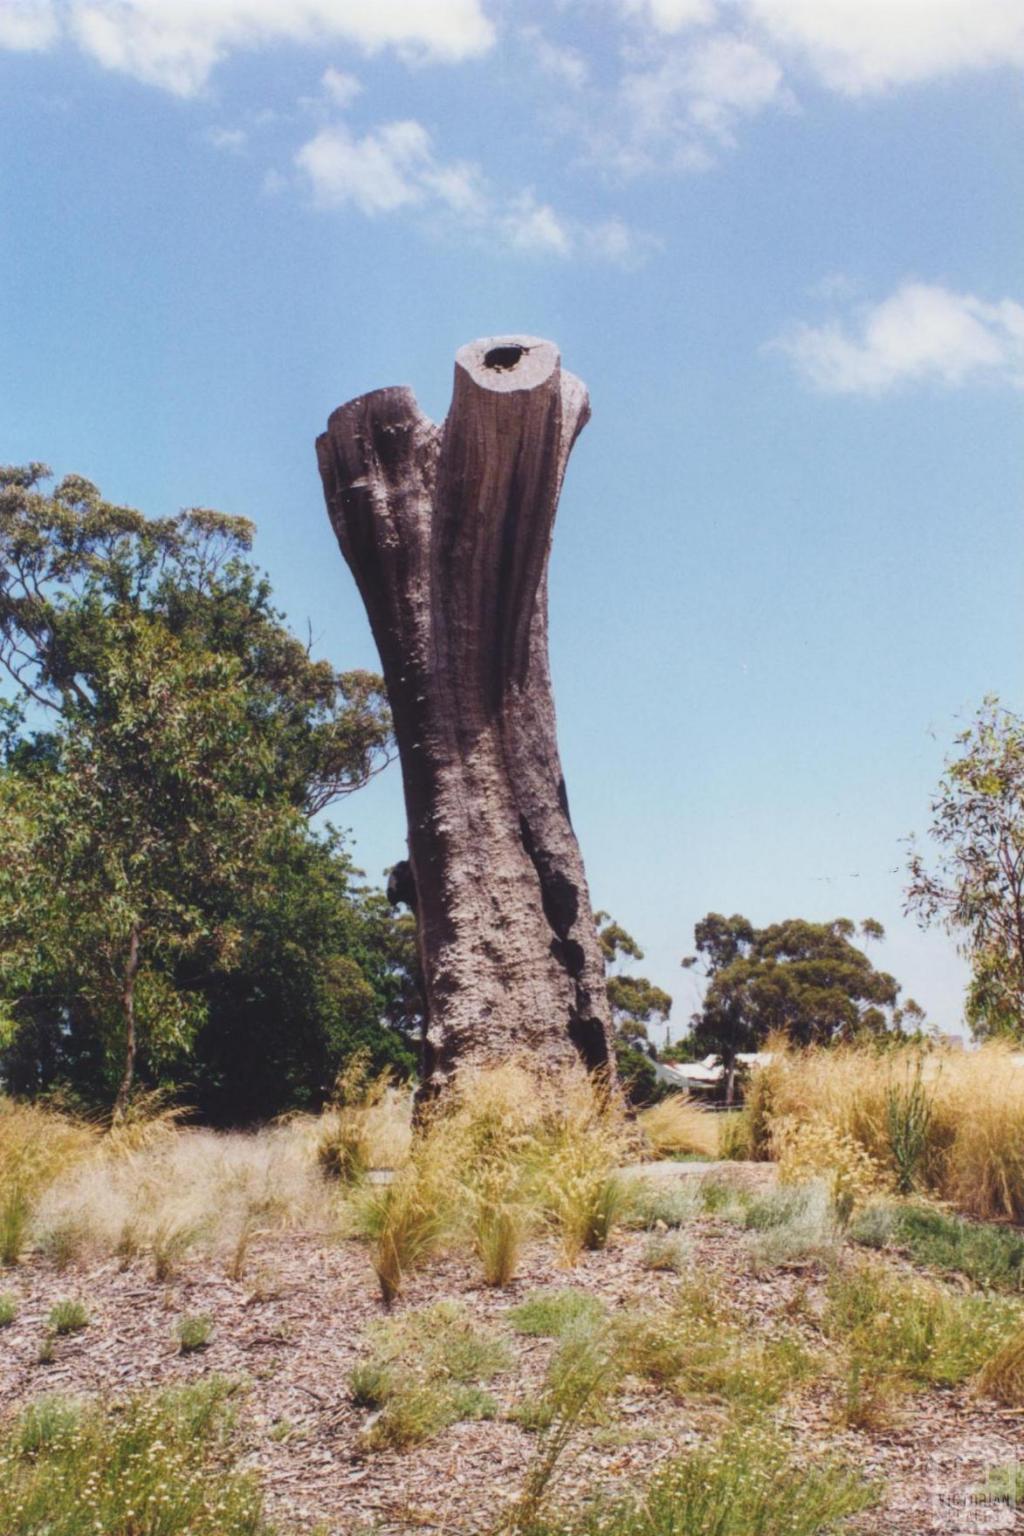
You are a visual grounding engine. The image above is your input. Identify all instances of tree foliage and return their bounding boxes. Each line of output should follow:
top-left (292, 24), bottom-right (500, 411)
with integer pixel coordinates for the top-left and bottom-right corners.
top-left (906, 698), bottom-right (1024, 1040)
top-left (683, 913), bottom-right (920, 1087)
top-left (0, 465), bottom-right (406, 1115)
top-left (594, 912), bottom-right (672, 1106)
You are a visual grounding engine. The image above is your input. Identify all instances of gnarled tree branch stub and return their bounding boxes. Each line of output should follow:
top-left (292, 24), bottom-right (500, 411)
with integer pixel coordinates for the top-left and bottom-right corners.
top-left (316, 336), bottom-right (614, 1096)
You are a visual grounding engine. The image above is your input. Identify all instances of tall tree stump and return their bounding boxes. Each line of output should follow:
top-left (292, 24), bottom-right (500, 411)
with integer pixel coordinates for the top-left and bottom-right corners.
top-left (316, 336), bottom-right (614, 1097)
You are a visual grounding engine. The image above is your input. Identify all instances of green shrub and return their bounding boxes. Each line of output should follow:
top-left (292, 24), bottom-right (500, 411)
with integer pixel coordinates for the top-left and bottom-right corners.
top-left (176, 1313), bottom-right (213, 1355)
top-left (861, 1201), bottom-right (1024, 1293)
top-left (509, 1288), bottom-right (607, 1339)
top-left (641, 1234), bottom-right (689, 1272)
top-left (47, 1300), bottom-right (89, 1336)
top-left (0, 1293), bottom-right (17, 1327)
top-left (0, 1379), bottom-right (271, 1535)
top-left (824, 1260), bottom-right (1019, 1387)
top-left (743, 1181), bottom-right (839, 1272)
top-left (518, 1425), bottom-right (875, 1536)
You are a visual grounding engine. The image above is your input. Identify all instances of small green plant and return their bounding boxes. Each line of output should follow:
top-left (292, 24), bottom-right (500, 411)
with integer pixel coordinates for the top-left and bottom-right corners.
top-left (176, 1313), bottom-right (213, 1355)
top-left (47, 1299), bottom-right (89, 1336)
top-left (351, 1301), bottom-right (509, 1452)
top-left (0, 1379), bottom-right (269, 1535)
top-left (834, 1354), bottom-right (903, 1431)
top-left (36, 1335), bottom-right (55, 1365)
top-left (500, 1321), bottom-right (620, 1532)
top-left (824, 1260), bottom-right (1019, 1387)
top-left (743, 1181), bottom-right (839, 1273)
top-left (980, 1461), bottom-right (1022, 1507)
top-left (509, 1288), bottom-right (607, 1339)
top-left (0, 1293), bottom-right (17, 1327)
top-left (517, 1425), bottom-right (875, 1536)
top-left (886, 1064), bottom-right (933, 1195)
top-left (641, 1233), bottom-right (689, 1272)
top-left (621, 1178), bottom-right (700, 1231)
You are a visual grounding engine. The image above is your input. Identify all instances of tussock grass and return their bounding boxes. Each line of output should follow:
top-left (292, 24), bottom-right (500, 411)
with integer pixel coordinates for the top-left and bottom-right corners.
top-left (176, 1313), bottom-right (213, 1354)
top-left (748, 1039), bottom-right (1024, 1222)
top-left (641, 1233), bottom-right (689, 1272)
top-left (33, 1121), bottom-right (334, 1277)
top-left (975, 1326), bottom-right (1024, 1406)
top-left (349, 1301), bottom-right (508, 1451)
top-left (0, 1378), bottom-right (270, 1535)
top-left (46, 1300), bottom-right (89, 1336)
top-left (824, 1258), bottom-right (1020, 1389)
top-left (519, 1425), bottom-right (875, 1536)
top-left (312, 1054), bottom-right (411, 1183)
top-left (638, 1094), bottom-right (719, 1159)
top-left (0, 1100), bottom-right (97, 1265)
top-left (0, 1293), bottom-right (18, 1326)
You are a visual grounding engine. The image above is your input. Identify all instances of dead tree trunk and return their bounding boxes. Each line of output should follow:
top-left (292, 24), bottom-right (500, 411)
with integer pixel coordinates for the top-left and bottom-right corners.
top-left (316, 336), bottom-right (615, 1099)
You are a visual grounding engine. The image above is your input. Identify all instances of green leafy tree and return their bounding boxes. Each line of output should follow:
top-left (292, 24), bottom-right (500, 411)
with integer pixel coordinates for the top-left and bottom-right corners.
top-left (595, 913), bottom-right (672, 1105)
top-left (683, 913), bottom-right (918, 1102)
top-left (0, 466), bottom-right (398, 1113)
top-left (906, 698), bottom-right (1024, 1040)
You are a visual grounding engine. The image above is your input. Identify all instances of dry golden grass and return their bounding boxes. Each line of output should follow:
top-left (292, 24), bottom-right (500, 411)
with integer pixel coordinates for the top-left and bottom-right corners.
top-left (0, 1099), bottom-right (97, 1264)
top-left (749, 1039), bottom-right (1024, 1222)
top-left (34, 1121), bottom-right (337, 1277)
top-left (639, 1094), bottom-right (720, 1159)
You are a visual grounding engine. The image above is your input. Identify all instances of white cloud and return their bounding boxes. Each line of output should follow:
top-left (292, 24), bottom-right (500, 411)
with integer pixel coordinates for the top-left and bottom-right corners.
top-left (15, 0), bottom-right (493, 95)
top-left (773, 282), bottom-right (1024, 394)
top-left (613, 33), bottom-right (787, 170)
top-left (0, 0), bottom-right (58, 48)
top-left (521, 25), bottom-right (588, 89)
top-left (619, 0), bottom-right (716, 32)
top-left (321, 66), bottom-right (361, 108)
top-left (743, 0), bottom-right (1024, 95)
top-left (294, 116), bottom-right (652, 266)
top-left (206, 125), bottom-right (246, 151)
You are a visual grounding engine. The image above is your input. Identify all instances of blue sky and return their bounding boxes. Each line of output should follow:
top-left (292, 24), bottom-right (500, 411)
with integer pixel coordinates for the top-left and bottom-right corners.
top-left (2, 0), bottom-right (1022, 1039)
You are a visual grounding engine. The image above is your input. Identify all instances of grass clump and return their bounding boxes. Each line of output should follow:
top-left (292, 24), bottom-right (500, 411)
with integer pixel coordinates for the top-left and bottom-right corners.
top-left (824, 1259), bottom-right (1020, 1389)
top-left (975, 1325), bottom-right (1024, 1406)
top-left (0, 1378), bottom-right (271, 1535)
top-left (0, 1099), bottom-right (96, 1266)
top-left (349, 1301), bottom-right (509, 1451)
top-left (742, 1180), bottom-right (840, 1272)
top-left (47, 1299), bottom-right (89, 1336)
top-left (176, 1313), bottom-right (213, 1354)
top-left (314, 1053), bottom-right (409, 1184)
top-left (621, 1176), bottom-right (700, 1231)
top-left (510, 1288), bottom-right (607, 1339)
top-left (641, 1233), bottom-right (689, 1272)
top-left (517, 1424), bottom-right (875, 1536)
top-left (0, 1292), bottom-right (17, 1326)
top-left (638, 1094), bottom-right (719, 1159)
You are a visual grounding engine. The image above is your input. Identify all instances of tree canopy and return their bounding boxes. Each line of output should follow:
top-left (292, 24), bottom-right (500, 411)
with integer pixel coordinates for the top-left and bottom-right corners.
top-left (0, 465), bottom-right (408, 1116)
top-left (682, 912), bottom-right (921, 1095)
top-left (906, 697), bottom-right (1024, 1040)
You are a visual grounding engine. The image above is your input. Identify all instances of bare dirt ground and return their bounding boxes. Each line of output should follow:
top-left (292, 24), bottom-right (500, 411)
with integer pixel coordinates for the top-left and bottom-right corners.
top-left (1, 1169), bottom-right (1021, 1535)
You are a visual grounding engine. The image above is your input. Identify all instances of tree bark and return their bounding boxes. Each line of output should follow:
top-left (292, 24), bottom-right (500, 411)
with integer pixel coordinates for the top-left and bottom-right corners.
top-left (316, 337), bottom-right (615, 1099)
top-left (113, 922), bottom-right (140, 1117)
